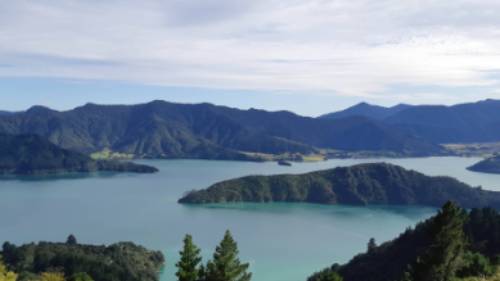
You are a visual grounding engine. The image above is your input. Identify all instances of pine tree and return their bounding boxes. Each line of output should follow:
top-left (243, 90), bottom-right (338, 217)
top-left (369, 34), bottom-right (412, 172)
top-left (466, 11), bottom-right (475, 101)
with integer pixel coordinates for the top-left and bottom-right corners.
top-left (205, 230), bottom-right (252, 281)
top-left (413, 201), bottom-right (467, 281)
top-left (176, 235), bottom-right (203, 281)
top-left (367, 238), bottom-right (377, 253)
top-left (66, 234), bottom-right (77, 245)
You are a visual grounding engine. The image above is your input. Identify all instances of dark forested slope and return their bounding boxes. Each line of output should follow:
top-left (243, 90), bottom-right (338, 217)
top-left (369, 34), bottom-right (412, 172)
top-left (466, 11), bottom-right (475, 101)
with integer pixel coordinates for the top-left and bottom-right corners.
top-left (0, 101), bottom-right (443, 160)
top-left (179, 163), bottom-right (500, 209)
top-left (0, 134), bottom-right (157, 175)
top-left (308, 203), bottom-right (500, 281)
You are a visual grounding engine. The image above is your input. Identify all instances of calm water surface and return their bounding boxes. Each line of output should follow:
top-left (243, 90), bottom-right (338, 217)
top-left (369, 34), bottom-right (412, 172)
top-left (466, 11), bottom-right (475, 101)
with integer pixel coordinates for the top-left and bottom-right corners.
top-left (1, 157), bottom-right (499, 281)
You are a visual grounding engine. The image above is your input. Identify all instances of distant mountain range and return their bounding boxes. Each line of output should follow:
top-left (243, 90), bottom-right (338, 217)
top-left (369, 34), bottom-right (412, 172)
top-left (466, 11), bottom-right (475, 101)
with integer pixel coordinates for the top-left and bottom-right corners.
top-left (179, 163), bottom-right (500, 209)
top-left (0, 134), bottom-right (158, 175)
top-left (321, 99), bottom-right (500, 144)
top-left (320, 102), bottom-right (412, 120)
top-left (0, 100), bottom-right (442, 160)
top-left (0, 110), bottom-right (14, 116)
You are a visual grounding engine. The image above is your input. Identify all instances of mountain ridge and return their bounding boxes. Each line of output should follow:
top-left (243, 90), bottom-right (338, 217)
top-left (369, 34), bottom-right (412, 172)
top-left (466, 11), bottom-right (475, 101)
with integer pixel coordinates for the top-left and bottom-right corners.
top-left (0, 100), bottom-right (442, 160)
top-left (320, 99), bottom-right (500, 144)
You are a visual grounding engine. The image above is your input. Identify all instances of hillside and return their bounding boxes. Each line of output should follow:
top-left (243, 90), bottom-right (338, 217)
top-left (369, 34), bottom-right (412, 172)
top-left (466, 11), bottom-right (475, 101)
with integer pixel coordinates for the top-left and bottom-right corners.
top-left (0, 134), bottom-right (158, 175)
top-left (179, 163), bottom-right (500, 209)
top-left (319, 102), bottom-right (412, 120)
top-left (308, 204), bottom-right (500, 281)
top-left (467, 155), bottom-right (500, 174)
top-left (0, 101), bottom-right (443, 160)
top-left (1, 236), bottom-right (164, 281)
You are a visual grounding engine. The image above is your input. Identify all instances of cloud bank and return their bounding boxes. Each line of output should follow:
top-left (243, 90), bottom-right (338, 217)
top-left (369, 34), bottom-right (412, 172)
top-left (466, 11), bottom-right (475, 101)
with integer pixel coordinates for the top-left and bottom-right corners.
top-left (1, 0), bottom-right (500, 100)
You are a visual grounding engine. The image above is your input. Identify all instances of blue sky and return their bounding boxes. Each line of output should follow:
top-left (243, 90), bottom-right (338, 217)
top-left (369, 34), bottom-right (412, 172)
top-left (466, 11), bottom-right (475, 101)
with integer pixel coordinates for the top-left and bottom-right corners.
top-left (2, 1), bottom-right (500, 116)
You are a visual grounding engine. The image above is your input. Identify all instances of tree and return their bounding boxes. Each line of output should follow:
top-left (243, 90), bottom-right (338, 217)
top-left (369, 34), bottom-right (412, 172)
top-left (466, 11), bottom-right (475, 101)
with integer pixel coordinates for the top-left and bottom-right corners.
top-left (0, 257), bottom-right (17, 281)
top-left (367, 238), bottom-right (377, 253)
top-left (205, 230), bottom-right (252, 281)
top-left (176, 235), bottom-right (203, 281)
top-left (412, 201), bottom-right (467, 281)
top-left (66, 235), bottom-right (77, 245)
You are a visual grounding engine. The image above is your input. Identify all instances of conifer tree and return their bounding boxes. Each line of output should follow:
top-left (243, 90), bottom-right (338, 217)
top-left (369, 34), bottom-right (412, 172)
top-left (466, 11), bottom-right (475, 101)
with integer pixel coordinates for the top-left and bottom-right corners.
top-left (367, 238), bottom-right (377, 253)
top-left (205, 230), bottom-right (251, 281)
top-left (413, 201), bottom-right (467, 281)
top-left (176, 234), bottom-right (203, 281)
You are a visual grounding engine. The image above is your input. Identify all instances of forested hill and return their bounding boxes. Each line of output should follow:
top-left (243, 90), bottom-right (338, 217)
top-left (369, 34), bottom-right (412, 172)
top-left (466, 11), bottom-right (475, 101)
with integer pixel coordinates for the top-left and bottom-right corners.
top-left (179, 163), bottom-right (500, 209)
top-left (0, 100), bottom-right (443, 160)
top-left (1, 236), bottom-right (165, 281)
top-left (308, 203), bottom-right (500, 281)
top-left (0, 134), bottom-right (158, 175)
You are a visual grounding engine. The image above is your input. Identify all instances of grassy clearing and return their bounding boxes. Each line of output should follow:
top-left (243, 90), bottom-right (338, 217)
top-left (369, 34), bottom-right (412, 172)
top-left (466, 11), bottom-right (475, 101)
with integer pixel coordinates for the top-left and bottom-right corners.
top-left (90, 148), bottom-right (134, 160)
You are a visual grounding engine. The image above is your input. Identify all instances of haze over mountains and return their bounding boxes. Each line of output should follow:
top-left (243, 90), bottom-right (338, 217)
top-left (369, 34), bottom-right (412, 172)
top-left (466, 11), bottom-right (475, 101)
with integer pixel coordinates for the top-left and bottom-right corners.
top-left (321, 99), bottom-right (500, 144)
top-left (0, 100), bottom-right (442, 160)
top-left (320, 102), bottom-right (413, 120)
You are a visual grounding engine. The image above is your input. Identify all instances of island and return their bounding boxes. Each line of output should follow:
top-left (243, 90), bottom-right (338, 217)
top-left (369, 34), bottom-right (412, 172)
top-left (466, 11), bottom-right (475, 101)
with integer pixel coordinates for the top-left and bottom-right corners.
top-left (467, 155), bottom-right (500, 174)
top-left (0, 134), bottom-right (158, 175)
top-left (179, 163), bottom-right (500, 209)
top-left (1, 235), bottom-right (164, 281)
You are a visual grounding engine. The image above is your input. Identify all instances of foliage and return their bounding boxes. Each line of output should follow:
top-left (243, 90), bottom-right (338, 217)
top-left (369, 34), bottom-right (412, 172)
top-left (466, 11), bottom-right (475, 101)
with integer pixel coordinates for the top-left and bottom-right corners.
top-left (1, 237), bottom-right (164, 281)
top-left (179, 163), bottom-right (500, 209)
top-left (0, 134), bottom-right (157, 175)
top-left (412, 201), bottom-right (467, 281)
top-left (458, 252), bottom-right (495, 278)
top-left (0, 257), bottom-right (17, 281)
top-left (39, 272), bottom-right (65, 281)
top-left (65, 235), bottom-right (77, 246)
top-left (204, 231), bottom-right (251, 281)
top-left (367, 238), bottom-right (377, 254)
top-left (308, 202), bottom-right (500, 281)
top-left (176, 235), bottom-right (202, 281)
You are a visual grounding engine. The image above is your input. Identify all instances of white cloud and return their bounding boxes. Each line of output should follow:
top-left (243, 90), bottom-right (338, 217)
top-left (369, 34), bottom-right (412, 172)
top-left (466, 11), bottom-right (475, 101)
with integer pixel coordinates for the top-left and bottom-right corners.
top-left (1, 0), bottom-right (500, 101)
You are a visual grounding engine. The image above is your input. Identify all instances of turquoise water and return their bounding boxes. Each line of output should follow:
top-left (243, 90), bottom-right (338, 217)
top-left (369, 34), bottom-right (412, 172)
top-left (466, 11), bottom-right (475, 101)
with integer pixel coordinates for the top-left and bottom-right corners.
top-left (1, 157), bottom-right (499, 281)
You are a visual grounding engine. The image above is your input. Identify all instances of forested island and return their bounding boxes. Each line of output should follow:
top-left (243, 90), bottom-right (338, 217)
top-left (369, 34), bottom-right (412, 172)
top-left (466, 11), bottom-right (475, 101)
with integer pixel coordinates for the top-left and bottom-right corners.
top-left (179, 163), bottom-right (500, 209)
top-left (467, 155), bottom-right (500, 174)
top-left (0, 134), bottom-right (158, 175)
top-left (308, 202), bottom-right (500, 281)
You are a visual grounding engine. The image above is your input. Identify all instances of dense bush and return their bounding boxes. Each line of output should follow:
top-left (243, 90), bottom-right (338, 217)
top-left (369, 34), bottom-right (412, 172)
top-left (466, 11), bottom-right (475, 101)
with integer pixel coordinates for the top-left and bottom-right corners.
top-left (1, 237), bottom-right (164, 281)
top-left (308, 202), bottom-right (500, 281)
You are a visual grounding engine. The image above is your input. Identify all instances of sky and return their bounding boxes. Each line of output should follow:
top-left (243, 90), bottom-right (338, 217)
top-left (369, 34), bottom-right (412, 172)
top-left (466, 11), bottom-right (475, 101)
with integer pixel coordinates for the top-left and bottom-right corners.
top-left (1, 0), bottom-right (500, 116)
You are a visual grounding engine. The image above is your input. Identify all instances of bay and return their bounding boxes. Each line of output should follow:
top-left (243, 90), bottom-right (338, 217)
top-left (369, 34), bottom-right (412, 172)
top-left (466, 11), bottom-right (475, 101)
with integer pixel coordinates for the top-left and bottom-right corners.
top-left (1, 157), bottom-right (498, 281)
